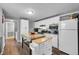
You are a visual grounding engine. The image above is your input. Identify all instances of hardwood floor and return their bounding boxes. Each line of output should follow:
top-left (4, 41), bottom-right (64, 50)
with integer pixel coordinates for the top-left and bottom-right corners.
top-left (3, 39), bottom-right (19, 55)
top-left (3, 38), bottom-right (67, 55)
top-left (3, 38), bottom-right (30, 55)
top-left (17, 43), bottom-right (31, 55)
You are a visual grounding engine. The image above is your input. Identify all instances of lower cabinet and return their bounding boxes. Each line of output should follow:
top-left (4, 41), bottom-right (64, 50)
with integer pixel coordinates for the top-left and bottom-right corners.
top-left (59, 30), bottom-right (78, 55)
top-left (30, 39), bottom-right (52, 55)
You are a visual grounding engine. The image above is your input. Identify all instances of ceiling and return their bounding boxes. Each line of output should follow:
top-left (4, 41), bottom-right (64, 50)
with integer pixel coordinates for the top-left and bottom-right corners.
top-left (0, 3), bottom-right (79, 21)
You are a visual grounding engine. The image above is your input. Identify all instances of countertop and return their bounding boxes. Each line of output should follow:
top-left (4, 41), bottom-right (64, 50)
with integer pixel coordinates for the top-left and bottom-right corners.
top-left (22, 33), bottom-right (52, 44)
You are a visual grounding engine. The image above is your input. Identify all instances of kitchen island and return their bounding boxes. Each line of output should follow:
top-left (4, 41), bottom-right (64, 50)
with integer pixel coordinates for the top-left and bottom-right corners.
top-left (22, 33), bottom-right (52, 55)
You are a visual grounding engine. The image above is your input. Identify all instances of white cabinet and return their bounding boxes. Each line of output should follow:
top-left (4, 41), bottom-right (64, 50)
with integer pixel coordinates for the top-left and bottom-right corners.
top-left (45, 34), bottom-right (58, 48)
top-left (59, 30), bottom-right (78, 55)
top-left (51, 35), bottom-right (58, 48)
top-left (59, 19), bottom-right (77, 30)
top-left (30, 38), bottom-right (52, 55)
top-left (59, 17), bottom-right (78, 55)
top-left (34, 16), bottom-right (59, 28)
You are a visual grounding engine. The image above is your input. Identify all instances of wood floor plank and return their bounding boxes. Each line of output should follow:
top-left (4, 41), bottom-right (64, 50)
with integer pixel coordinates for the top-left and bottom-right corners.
top-left (3, 39), bottom-right (19, 55)
top-left (3, 38), bottom-right (67, 55)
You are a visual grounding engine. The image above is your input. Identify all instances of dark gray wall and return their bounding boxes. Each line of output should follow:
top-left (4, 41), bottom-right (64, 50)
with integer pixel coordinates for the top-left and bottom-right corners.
top-left (0, 37), bottom-right (2, 53)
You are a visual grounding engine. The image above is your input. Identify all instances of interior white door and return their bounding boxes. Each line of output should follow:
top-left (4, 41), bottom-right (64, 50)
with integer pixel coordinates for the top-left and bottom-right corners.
top-left (6, 21), bottom-right (15, 38)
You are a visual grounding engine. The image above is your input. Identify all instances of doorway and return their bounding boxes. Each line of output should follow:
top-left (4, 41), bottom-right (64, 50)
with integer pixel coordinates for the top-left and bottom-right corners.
top-left (3, 19), bottom-right (16, 40)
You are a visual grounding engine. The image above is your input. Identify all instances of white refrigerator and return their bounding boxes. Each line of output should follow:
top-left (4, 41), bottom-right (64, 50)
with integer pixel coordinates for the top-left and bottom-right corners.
top-left (59, 18), bottom-right (79, 55)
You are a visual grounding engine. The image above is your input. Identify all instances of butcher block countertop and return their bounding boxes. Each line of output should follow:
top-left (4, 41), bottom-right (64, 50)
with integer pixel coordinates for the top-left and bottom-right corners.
top-left (31, 34), bottom-right (45, 40)
top-left (32, 36), bottom-right (48, 44)
top-left (22, 33), bottom-right (51, 44)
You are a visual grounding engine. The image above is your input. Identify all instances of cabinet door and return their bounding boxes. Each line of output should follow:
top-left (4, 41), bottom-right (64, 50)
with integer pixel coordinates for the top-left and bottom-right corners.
top-left (51, 35), bottom-right (58, 48)
top-left (59, 19), bottom-right (77, 30)
top-left (59, 30), bottom-right (78, 55)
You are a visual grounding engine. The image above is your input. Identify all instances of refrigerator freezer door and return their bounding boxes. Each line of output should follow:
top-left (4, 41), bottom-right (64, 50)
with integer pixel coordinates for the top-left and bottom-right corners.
top-left (59, 30), bottom-right (78, 55)
top-left (59, 18), bottom-right (78, 30)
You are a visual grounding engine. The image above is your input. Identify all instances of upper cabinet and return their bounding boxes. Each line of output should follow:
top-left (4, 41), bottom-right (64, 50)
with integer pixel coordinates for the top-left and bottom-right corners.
top-left (34, 16), bottom-right (60, 29)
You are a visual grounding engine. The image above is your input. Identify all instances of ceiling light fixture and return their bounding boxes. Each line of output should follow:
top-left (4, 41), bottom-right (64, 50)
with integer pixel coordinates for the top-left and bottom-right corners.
top-left (25, 9), bottom-right (35, 15)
